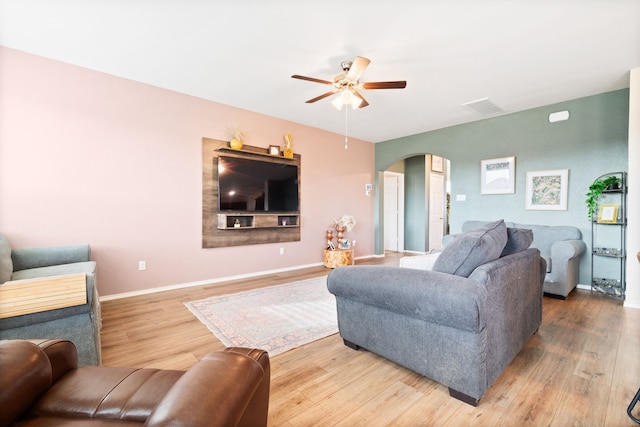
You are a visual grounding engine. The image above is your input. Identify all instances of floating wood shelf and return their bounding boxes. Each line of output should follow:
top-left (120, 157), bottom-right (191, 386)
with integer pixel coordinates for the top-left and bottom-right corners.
top-left (216, 146), bottom-right (297, 161)
top-left (217, 214), bottom-right (299, 229)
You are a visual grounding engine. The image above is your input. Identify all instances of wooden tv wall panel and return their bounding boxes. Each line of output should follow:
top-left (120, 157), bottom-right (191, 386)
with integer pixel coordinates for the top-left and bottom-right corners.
top-left (202, 138), bottom-right (301, 248)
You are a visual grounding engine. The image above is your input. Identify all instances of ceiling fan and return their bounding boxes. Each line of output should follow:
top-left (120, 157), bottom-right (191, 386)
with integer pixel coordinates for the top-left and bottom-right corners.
top-left (291, 56), bottom-right (407, 110)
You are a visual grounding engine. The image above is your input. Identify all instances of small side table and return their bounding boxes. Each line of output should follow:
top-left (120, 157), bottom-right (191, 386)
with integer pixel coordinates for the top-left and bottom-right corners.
top-left (323, 249), bottom-right (354, 268)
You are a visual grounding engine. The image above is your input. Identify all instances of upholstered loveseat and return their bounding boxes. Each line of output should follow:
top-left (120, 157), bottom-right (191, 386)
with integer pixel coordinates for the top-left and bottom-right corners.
top-left (454, 221), bottom-right (586, 298)
top-left (327, 220), bottom-right (545, 405)
top-left (0, 339), bottom-right (270, 427)
top-left (0, 235), bottom-right (101, 365)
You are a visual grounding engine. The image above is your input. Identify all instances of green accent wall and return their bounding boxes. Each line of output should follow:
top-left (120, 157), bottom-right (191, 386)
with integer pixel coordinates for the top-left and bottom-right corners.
top-left (375, 89), bottom-right (629, 285)
top-left (404, 156), bottom-right (427, 252)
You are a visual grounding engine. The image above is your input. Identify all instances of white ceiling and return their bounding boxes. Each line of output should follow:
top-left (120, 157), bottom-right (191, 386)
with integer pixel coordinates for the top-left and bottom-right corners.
top-left (1, 1), bottom-right (639, 143)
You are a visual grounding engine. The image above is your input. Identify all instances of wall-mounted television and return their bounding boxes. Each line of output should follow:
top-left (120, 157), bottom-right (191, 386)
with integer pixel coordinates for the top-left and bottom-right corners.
top-left (217, 156), bottom-right (299, 212)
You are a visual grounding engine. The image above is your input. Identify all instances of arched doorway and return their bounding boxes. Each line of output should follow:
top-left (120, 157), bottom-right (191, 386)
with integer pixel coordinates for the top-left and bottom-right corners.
top-left (382, 154), bottom-right (450, 254)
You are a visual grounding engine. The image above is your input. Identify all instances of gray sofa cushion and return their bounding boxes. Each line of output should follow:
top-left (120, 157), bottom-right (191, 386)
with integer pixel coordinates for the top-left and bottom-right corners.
top-left (433, 219), bottom-right (507, 277)
top-left (9, 262), bottom-right (95, 281)
top-left (0, 235), bottom-right (12, 284)
top-left (500, 228), bottom-right (534, 257)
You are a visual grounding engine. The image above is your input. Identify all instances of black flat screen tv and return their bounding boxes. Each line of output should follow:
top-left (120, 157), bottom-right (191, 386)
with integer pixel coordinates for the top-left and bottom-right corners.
top-left (217, 156), bottom-right (299, 212)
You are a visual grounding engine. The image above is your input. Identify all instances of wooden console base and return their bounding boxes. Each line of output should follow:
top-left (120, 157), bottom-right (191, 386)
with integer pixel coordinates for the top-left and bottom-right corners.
top-left (323, 249), bottom-right (354, 268)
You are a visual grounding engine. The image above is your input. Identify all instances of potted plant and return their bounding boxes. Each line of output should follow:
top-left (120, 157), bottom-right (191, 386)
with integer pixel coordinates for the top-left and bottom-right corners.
top-left (585, 175), bottom-right (621, 219)
top-left (227, 127), bottom-right (244, 150)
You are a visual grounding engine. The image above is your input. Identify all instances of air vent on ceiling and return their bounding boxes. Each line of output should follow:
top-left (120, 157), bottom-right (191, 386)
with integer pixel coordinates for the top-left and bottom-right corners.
top-left (461, 97), bottom-right (504, 116)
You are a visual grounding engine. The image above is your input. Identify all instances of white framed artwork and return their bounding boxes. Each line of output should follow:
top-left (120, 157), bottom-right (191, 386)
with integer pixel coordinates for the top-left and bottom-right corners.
top-left (481, 156), bottom-right (515, 194)
top-left (525, 169), bottom-right (569, 210)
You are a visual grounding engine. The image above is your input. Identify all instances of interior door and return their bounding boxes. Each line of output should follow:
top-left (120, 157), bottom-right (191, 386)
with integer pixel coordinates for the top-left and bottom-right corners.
top-left (384, 173), bottom-right (404, 252)
top-left (429, 173), bottom-right (445, 251)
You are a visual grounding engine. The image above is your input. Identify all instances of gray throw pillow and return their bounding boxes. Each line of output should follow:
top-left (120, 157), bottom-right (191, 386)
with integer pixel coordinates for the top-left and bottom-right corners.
top-left (0, 235), bottom-right (13, 283)
top-left (500, 227), bottom-right (534, 256)
top-left (432, 219), bottom-right (507, 277)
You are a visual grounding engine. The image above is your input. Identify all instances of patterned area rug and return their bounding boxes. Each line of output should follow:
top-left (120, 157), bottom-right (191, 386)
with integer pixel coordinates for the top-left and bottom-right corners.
top-left (184, 276), bottom-right (337, 356)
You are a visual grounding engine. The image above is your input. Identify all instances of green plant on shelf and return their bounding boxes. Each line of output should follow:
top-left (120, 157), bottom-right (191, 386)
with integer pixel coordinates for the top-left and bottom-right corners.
top-left (585, 175), bottom-right (621, 219)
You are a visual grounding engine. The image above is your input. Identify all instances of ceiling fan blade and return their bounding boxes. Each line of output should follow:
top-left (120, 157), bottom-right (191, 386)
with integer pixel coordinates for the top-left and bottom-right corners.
top-left (291, 74), bottom-right (333, 85)
top-left (345, 56), bottom-right (370, 81)
top-left (361, 81), bottom-right (407, 90)
top-left (305, 90), bottom-right (337, 103)
top-left (352, 89), bottom-right (369, 108)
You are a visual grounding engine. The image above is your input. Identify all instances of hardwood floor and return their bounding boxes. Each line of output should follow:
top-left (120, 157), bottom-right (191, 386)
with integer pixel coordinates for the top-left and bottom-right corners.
top-left (100, 252), bottom-right (640, 426)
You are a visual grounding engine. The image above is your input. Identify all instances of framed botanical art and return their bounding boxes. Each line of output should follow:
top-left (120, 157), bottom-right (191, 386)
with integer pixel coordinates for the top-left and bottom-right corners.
top-left (481, 156), bottom-right (515, 194)
top-left (525, 169), bottom-right (569, 210)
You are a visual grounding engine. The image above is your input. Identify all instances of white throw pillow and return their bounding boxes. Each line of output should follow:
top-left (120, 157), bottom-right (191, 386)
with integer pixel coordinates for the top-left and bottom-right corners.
top-left (399, 253), bottom-right (441, 271)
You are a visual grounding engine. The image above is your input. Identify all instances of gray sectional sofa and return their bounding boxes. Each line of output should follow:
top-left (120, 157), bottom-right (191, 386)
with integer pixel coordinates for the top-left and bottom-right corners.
top-left (327, 220), bottom-right (545, 405)
top-left (0, 235), bottom-right (101, 366)
top-left (457, 221), bottom-right (586, 298)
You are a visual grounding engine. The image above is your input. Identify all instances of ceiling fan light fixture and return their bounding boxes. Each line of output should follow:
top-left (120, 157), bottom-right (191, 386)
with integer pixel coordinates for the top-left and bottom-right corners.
top-left (340, 88), bottom-right (353, 103)
top-left (331, 96), bottom-right (344, 111)
top-left (332, 89), bottom-right (362, 110)
top-left (350, 94), bottom-right (363, 109)
top-left (292, 56), bottom-right (406, 109)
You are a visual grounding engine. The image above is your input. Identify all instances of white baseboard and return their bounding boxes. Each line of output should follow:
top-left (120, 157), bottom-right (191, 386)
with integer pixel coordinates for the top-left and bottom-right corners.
top-left (100, 253), bottom-right (379, 301)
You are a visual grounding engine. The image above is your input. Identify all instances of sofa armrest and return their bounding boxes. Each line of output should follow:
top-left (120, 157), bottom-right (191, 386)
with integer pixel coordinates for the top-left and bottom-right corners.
top-left (550, 239), bottom-right (586, 262)
top-left (545, 239), bottom-right (586, 295)
top-left (327, 266), bottom-right (486, 333)
top-left (145, 350), bottom-right (269, 427)
top-left (27, 339), bottom-right (78, 382)
top-left (11, 245), bottom-right (91, 272)
top-left (224, 347), bottom-right (270, 427)
top-left (0, 340), bottom-right (53, 427)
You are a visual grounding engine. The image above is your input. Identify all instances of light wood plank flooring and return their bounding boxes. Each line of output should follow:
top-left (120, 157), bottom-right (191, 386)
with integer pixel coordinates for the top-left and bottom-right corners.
top-left (100, 253), bottom-right (640, 426)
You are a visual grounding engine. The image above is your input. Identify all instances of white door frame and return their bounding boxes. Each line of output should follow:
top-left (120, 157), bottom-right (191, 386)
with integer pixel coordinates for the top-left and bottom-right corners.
top-left (383, 171), bottom-right (405, 252)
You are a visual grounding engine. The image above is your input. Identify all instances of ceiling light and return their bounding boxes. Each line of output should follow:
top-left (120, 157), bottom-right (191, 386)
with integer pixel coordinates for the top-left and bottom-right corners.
top-left (332, 89), bottom-right (362, 110)
top-left (331, 96), bottom-right (344, 111)
top-left (549, 110), bottom-right (570, 123)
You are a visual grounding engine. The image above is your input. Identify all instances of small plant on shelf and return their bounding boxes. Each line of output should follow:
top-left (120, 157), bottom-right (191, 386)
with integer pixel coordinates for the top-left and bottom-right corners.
top-left (585, 175), bottom-right (621, 219)
top-left (227, 127), bottom-right (244, 150)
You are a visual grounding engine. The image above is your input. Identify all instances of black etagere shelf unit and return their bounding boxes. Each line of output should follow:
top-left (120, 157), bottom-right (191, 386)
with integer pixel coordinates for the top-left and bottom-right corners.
top-left (590, 171), bottom-right (627, 300)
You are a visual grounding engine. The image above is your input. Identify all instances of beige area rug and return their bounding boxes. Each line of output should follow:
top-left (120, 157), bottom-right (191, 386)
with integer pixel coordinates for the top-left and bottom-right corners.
top-left (184, 276), bottom-right (337, 356)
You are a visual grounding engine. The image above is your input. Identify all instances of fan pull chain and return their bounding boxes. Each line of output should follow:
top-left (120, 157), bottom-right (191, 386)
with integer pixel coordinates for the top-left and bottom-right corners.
top-left (344, 106), bottom-right (349, 149)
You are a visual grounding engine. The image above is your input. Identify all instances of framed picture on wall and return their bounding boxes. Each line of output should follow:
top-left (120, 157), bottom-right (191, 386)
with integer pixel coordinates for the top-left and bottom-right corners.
top-left (431, 155), bottom-right (444, 173)
top-left (525, 169), bottom-right (569, 210)
top-left (480, 156), bottom-right (515, 194)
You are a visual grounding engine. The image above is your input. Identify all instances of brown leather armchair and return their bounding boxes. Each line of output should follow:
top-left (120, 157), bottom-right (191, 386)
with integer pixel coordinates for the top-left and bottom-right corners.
top-left (0, 339), bottom-right (270, 427)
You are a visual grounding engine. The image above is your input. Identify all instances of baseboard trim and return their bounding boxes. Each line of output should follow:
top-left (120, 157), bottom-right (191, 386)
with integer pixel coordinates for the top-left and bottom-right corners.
top-left (100, 253), bottom-right (379, 301)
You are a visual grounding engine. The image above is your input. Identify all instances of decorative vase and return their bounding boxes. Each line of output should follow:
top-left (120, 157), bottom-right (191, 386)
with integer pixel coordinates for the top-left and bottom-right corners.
top-left (326, 229), bottom-right (334, 249)
top-left (336, 227), bottom-right (345, 242)
top-left (230, 138), bottom-right (243, 150)
top-left (283, 133), bottom-right (294, 159)
top-left (284, 141), bottom-right (293, 159)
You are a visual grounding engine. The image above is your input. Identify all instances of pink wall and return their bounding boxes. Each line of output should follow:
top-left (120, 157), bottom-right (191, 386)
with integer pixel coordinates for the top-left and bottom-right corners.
top-left (0, 47), bottom-right (375, 297)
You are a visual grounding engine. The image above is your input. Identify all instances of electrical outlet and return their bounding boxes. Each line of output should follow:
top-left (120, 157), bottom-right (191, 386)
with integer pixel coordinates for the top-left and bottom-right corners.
top-left (138, 261), bottom-right (146, 271)
top-left (279, 248), bottom-right (285, 255)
